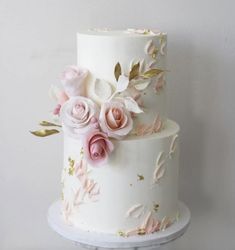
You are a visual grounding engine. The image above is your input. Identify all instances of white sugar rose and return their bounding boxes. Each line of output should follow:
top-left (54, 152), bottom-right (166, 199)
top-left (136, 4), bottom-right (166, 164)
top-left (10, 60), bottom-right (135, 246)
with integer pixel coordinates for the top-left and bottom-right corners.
top-left (61, 65), bottom-right (88, 97)
top-left (99, 101), bottom-right (133, 139)
top-left (60, 96), bottom-right (99, 137)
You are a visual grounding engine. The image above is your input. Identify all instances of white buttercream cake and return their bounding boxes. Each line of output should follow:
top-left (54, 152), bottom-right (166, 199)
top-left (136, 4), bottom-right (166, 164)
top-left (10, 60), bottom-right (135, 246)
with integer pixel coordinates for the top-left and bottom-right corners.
top-left (31, 28), bottom-right (180, 237)
top-left (58, 29), bottom-right (180, 236)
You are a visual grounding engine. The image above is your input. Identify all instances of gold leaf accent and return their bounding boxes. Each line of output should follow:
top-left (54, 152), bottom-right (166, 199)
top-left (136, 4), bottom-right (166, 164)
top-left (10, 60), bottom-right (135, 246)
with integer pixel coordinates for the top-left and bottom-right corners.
top-left (117, 230), bottom-right (126, 237)
top-left (129, 62), bottom-right (140, 80)
top-left (137, 174), bottom-right (144, 181)
top-left (114, 62), bottom-right (122, 81)
top-left (39, 120), bottom-right (62, 127)
top-left (30, 129), bottom-right (60, 137)
top-left (142, 68), bottom-right (164, 78)
top-left (68, 158), bottom-right (75, 176)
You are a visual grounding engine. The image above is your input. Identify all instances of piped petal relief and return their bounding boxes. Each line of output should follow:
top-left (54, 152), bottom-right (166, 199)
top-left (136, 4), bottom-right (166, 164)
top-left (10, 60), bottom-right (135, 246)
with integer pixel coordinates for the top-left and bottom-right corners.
top-left (125, 204), bottom-right (144, 218)
top-left (145, 40), bottom-right (156, 55)
top-left (169, 134), bottom-right (179, 158)
top-left (154, 72), bottom-right (166, 93)
top-left (159, 33), bottom-right (167, 56)
top-left (153, 151), bottom-right (166, 183)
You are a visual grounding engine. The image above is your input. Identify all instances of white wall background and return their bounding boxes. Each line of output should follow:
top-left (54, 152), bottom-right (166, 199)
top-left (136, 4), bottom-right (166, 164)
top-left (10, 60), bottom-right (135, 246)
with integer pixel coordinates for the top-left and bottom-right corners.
top-left (0, 0), bottom-right (235, 249)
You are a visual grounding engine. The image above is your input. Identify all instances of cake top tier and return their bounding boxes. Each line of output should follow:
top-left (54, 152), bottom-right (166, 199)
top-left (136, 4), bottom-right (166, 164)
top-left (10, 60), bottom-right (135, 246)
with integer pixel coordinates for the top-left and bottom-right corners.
top-left (76, 28), bottom-right (168, 134)
top-left (78, 28), bottom-right (166, 37)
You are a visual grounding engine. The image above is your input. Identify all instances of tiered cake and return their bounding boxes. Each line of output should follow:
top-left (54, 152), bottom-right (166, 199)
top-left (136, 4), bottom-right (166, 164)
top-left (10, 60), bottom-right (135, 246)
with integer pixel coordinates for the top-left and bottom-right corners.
top-left (59, 29), bottom-right (180, 237)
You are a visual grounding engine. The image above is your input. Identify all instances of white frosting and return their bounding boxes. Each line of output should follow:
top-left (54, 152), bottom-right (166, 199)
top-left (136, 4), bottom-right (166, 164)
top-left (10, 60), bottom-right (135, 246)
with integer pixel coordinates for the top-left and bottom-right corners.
top-left (62, 120), bottom-right (180, 234)
top-left (77, 30), bottom-right (167, 128)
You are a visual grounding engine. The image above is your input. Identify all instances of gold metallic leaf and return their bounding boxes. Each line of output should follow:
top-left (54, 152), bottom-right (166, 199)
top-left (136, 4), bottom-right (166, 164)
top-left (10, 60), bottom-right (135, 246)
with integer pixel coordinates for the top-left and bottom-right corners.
top-left (129, 62), bottom-right (140, 80)
top-left (30, 129), bottom-right (60, 137)
top-left (137, 174), bottom-right (144, 181)
top-left (117, 230), bottom-right (126, 237)
top-left (39, 120), bottom-right (62, 127)
top-left (114, 62), bottom-right (122, 81)
top-left (142, 68), bottom-right (164, 78)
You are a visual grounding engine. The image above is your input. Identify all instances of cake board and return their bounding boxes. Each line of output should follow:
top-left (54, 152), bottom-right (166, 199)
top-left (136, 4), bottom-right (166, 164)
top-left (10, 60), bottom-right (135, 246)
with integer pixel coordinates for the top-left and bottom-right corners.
top-left (47, 201), bottom-right (190, 249)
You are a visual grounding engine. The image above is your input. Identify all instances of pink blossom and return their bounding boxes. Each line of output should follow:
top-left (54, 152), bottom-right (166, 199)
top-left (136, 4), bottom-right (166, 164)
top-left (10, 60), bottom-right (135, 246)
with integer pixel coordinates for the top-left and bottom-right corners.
top-left (53, 104), bottom-right (61, 115)
top-left (99, 101), bottom-right (133, 139)
top-left (83, 130), bottom-right (114, 166)
top-left (60, 96), bottom-right (98, 137)
top-left (61, 65), bottom-right (88, 97)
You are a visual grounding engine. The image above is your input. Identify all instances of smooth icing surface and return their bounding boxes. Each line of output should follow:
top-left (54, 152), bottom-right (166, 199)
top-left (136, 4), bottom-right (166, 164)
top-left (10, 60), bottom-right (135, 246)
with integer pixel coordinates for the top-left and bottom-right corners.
top-left (62, 120), bottom-right (180, 234)
top-left (77, 30), bottom-right (167, 129)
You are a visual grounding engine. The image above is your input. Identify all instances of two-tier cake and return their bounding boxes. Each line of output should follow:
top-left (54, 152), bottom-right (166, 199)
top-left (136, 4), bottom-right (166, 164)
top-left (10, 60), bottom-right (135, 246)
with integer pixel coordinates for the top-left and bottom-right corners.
top-left (34, 28), bottom-right (180, 237)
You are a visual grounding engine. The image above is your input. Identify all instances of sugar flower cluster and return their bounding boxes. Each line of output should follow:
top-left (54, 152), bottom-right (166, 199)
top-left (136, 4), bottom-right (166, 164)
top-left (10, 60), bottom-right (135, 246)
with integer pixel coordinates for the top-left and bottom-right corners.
top-left (55, 65), bottom-right (140, 166)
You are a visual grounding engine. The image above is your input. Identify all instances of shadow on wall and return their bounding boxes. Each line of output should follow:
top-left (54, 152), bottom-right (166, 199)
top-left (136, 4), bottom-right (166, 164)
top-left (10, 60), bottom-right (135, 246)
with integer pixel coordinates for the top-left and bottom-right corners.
top-left (168, 33), bottom-right (229, 215)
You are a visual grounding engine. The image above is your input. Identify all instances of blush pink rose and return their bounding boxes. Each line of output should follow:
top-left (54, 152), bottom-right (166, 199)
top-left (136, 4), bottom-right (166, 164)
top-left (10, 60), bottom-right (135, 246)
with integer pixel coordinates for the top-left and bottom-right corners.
top-left (99, 101), bottom-right (133, 139)
top-left (83, 130), bottom-right (114, 166)
top-left (61, 65), bottom-right (88, 97)
top-left (60, 96), bottom-right (99, 137)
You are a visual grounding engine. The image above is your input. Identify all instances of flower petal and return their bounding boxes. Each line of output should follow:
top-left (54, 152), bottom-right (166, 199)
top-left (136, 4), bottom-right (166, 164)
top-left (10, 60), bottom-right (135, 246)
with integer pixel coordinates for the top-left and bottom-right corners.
top-left (116, 75), bottom-right (129, 92)
top-left (124, 97), bottom-right (144, 113)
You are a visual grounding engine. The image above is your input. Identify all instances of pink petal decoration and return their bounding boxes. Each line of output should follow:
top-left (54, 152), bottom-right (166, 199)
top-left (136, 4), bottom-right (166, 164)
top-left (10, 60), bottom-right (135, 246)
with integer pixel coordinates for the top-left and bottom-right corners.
top-left (74, 159), bottom-right (101, 205)
top-left (124, 211), bottom-right (163, 237)
top-left (154, 72), bottom-right (165, 93)
top-left (135, 115), bottom-right (163, 136)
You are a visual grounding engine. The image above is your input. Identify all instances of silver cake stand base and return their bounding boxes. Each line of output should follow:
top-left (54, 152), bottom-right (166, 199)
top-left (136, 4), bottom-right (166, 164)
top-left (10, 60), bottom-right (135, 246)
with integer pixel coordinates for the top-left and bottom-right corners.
top-left (48, 201), bottom-right (190, 250)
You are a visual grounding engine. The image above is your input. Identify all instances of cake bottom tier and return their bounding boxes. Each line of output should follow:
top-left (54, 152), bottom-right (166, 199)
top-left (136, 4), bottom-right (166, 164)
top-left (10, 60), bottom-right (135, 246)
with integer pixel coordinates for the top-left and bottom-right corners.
top-left (61, 120), bottom-right (180, 236)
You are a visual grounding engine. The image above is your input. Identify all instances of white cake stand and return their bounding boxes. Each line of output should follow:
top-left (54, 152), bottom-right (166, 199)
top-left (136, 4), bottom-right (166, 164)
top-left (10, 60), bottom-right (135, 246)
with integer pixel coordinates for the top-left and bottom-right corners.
top-left (48, 200), bottom-right (190, 250)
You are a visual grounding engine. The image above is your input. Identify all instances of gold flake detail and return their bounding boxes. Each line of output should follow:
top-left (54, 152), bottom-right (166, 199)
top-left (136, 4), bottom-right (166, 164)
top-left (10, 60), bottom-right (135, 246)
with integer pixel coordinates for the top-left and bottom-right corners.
top-left (137, 174), bottom-right (144, 181)
top-left (153, 203), bottom-right (159, 212)
top-left (117, 230), bottom-right (126, 237)
top-left (138, 228), bottom-right (146, 235)
top-left (68, 158), bottom-right (75, 176)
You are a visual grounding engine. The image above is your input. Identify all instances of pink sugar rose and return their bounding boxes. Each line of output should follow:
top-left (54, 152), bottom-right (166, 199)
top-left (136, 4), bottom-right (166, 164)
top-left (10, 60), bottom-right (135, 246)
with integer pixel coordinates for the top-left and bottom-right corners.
top-left (99, 101), bottom-right (133, 139)
top-left (61, 65), bottom-right (88, 97)
top-left (60, 96), bottom-right (99, 137)
top-left (83, 130), bottom-right (114, 166)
